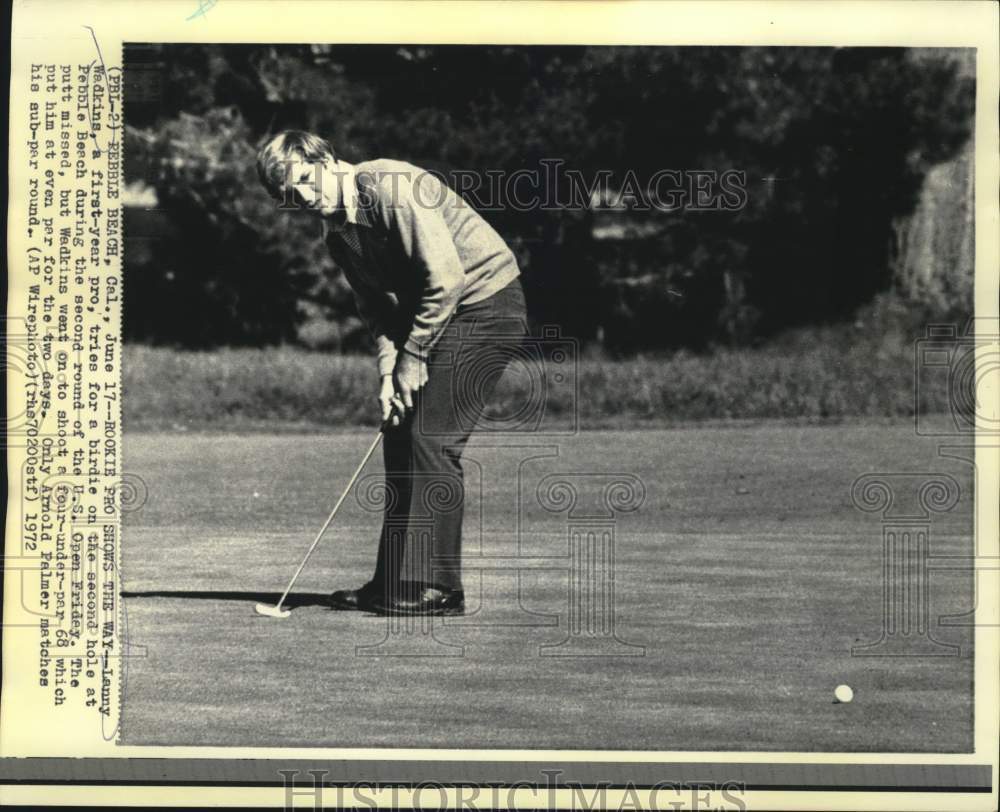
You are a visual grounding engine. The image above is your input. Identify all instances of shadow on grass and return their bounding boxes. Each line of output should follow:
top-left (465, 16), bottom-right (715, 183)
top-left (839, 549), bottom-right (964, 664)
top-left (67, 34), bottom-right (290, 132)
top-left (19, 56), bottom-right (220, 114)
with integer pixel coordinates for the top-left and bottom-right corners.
top-left (121, 590), bottom-right (330, 609)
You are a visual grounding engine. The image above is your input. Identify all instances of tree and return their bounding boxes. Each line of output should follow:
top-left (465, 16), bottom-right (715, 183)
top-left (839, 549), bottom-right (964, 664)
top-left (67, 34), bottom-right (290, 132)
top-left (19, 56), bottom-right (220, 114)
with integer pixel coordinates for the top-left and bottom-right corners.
top-left (123, 44), bottom-right (974, 350)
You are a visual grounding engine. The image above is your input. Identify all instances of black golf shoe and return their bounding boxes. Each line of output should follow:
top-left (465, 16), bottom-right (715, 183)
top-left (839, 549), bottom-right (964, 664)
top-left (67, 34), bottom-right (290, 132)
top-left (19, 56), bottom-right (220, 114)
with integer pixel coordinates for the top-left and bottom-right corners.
top-left (369, 586), bottom-right (465, 616)
top-left (329, 582), bottom-right (380, 611)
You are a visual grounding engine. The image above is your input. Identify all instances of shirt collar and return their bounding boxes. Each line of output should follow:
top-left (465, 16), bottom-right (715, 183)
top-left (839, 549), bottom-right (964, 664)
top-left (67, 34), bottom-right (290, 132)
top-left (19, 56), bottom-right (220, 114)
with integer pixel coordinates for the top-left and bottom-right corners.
top-left (324, 161), bottom-right (358, 232)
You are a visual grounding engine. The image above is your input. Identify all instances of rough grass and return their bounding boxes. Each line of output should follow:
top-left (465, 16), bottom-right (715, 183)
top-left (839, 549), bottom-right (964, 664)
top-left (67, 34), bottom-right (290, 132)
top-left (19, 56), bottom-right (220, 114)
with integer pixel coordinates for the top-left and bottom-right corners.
top-left (123, 324), bottom-right (951, 430)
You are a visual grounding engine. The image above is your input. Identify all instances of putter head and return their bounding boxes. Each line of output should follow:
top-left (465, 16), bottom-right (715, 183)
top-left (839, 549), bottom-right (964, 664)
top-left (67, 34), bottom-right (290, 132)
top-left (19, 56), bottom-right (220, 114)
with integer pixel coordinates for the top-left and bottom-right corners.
top-left (255, 602), bottom-right (290, 619)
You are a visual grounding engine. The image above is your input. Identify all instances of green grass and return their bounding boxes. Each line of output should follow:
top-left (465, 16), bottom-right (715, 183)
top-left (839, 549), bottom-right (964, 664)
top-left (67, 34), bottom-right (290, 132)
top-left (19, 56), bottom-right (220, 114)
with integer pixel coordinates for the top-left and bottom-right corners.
top-left (123, 323), bottom-right (951, 430)
top-left (120, 424), bottom-right (974, 750)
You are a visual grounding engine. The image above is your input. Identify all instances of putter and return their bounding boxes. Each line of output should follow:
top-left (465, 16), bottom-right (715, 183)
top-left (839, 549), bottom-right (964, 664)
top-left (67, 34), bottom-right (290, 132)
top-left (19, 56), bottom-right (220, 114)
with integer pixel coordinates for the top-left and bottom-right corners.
top-left (254, 409), bottom-right (399, 619)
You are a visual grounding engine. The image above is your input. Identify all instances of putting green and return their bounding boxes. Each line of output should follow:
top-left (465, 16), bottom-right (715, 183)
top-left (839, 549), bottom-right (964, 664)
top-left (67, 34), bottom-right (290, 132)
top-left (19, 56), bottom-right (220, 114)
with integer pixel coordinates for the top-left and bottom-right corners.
top-left (121, 421), bottom-right (974, 750)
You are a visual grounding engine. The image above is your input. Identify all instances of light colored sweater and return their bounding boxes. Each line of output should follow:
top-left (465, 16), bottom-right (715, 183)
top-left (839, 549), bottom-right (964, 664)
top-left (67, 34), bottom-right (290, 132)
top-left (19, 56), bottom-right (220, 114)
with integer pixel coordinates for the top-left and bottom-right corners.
top-left (323, 159), bottom-right (521, 376)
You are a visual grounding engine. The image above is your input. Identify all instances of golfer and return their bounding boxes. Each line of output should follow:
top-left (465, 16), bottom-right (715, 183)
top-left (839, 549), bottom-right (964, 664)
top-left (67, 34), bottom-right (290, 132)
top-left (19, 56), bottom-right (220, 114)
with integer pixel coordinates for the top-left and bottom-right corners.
top-left (256, 130), bottom-right (527, 616)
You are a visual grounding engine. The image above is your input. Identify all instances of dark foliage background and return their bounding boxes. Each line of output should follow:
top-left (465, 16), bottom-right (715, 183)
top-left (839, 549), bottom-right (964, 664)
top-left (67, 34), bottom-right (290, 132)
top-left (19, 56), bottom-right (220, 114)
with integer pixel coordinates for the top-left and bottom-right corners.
top-left (123, 44), bottom-right (974, 352)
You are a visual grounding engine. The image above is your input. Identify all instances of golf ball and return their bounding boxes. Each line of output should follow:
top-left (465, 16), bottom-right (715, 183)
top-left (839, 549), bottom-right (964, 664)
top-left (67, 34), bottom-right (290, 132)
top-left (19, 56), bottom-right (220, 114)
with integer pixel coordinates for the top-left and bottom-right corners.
top-left (834, 684), bottom-right (854, 703)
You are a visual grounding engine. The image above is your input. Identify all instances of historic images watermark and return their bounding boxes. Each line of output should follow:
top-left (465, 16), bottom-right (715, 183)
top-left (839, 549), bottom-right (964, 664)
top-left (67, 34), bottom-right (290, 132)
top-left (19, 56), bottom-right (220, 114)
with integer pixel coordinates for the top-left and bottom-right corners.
top-left (415, 322), bottom-right (578, 437)
top-left (849, 319), bottom-right (1000, 658)
top-left (850, 472), bottom-right (964, 657)
top-left (350, 464), bottom-right (648, 658)
top-left (276, 161), bottom-right (749, 215)
top-left (279, 769), bottom-right (747, 812)
top-left (914, 319), bottom-right (1000, 438)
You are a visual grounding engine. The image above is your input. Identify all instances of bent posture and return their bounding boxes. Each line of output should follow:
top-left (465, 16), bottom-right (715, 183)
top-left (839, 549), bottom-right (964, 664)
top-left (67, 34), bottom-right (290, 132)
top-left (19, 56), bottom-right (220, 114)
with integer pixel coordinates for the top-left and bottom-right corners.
top-left (257, 131), bottom-right (527, 615)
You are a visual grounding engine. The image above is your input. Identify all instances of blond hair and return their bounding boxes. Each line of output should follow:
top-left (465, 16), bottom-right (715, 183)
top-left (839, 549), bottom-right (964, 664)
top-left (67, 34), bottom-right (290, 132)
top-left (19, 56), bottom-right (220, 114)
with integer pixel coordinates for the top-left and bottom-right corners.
top-left (256, 130), bottom-right (337, 199)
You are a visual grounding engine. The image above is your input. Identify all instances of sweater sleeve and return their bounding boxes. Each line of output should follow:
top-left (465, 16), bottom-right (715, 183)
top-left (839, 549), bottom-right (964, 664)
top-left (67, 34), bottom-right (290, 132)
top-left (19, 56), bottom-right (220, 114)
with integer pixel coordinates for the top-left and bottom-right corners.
top-left (375, 171), bottom-right (464, 360)
top-left (327, 228), bottom-right (399, 377)
top-left (350, 283), bottom-right (399, 378)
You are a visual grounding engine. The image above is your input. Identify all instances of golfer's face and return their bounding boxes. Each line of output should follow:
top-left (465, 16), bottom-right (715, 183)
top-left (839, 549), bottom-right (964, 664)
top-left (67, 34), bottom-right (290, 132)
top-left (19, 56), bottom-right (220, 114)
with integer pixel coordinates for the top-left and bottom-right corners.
top-left (286, 156), bottom-right (340, 216)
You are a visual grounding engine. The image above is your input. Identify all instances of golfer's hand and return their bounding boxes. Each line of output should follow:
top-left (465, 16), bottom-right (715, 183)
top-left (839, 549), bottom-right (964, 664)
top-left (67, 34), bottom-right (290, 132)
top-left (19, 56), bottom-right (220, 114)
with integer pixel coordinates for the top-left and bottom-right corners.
top-left (392, 351), bottom-right (428, 418)
top-left (379, 374), bottom-right (403, 427)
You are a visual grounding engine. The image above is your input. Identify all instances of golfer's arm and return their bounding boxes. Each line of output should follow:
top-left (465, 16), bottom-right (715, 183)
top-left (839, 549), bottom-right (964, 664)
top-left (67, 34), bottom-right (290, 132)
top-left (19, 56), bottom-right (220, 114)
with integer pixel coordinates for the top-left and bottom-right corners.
top-left (379, 176), bottom-right (464, 361)
top-left (350, 285), bottom-right (398, 378)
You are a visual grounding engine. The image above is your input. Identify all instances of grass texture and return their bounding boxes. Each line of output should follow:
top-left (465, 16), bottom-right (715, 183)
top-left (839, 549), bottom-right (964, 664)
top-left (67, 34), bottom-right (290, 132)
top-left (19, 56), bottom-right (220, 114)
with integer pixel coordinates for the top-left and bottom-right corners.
top-left (123, 323), bottom-right (952, 430)
top-left (120, 423), bottom-right (974, 750)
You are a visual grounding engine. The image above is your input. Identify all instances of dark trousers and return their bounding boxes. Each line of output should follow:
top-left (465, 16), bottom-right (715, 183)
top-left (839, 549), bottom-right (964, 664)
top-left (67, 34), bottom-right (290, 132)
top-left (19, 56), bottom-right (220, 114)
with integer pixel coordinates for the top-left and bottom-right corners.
top-left (372, 277), bottom-right (528, 594)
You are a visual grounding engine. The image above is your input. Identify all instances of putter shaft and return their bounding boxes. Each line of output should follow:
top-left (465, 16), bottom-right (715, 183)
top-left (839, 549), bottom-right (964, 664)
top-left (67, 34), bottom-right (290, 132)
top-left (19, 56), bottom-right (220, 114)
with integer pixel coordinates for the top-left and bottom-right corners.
top-left (268, 418), bottom-right (392, 614)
